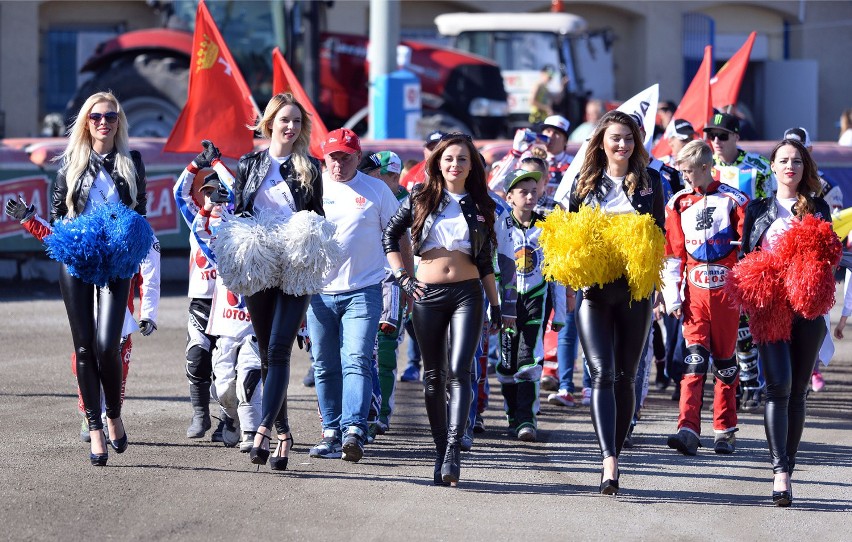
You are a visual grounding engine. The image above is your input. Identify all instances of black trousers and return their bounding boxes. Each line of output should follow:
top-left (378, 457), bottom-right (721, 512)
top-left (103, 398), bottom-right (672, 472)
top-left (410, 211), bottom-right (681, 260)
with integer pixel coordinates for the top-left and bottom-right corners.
top-left (245, 288), bottom-right (310, 434)
top-left (498, 288), bottom-right (546, 429)
top-left (759, 315), bottom-right (826, 474)
top-left (59, 264), bottom-right (131, 430)
top-left (577, 277), bottom-right (652, 459)
top-left (412, 279), bottom-right (484, 449)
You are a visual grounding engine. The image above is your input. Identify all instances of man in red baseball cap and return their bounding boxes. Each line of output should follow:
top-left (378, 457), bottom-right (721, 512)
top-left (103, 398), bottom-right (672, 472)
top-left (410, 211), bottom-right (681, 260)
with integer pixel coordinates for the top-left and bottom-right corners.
top-left (307, 126), bottom-right (406, 462)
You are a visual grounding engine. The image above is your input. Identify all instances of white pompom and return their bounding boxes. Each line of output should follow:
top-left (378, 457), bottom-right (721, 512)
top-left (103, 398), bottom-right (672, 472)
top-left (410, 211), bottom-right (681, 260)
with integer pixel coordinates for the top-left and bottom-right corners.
top-left (212, 210), bottom-right (289, 296)
top-left (279, 211), bottom-right (343, 295)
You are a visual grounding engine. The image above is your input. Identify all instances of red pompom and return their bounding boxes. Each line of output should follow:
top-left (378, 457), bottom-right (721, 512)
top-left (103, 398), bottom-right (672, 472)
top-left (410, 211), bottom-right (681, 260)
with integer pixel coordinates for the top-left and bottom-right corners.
top-left (727, 250), bottom-right (782, 313)
top-left (727, 250), bottom-right (793, 343)
top-left (774, 214), bottom-right (842, 268)
top-left (747, 304), bottom-right (794, 343)
top-left (775, 214), bottom-right (842, 319)
top-left (785, 258), bottom-right (837, 319)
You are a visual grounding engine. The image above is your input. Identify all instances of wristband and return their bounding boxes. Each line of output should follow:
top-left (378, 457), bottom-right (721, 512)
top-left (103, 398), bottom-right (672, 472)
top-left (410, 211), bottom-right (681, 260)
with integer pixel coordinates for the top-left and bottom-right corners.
top-left (393, 267), bottom-right (406, 279)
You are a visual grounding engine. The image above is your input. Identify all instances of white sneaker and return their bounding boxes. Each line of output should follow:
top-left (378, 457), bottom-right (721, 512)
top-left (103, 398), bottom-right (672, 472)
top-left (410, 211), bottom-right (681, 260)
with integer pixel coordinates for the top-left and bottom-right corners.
top-left (239, 431), bottom-right (255, 453)
top-left (581, 387), bottom-right (592, 406)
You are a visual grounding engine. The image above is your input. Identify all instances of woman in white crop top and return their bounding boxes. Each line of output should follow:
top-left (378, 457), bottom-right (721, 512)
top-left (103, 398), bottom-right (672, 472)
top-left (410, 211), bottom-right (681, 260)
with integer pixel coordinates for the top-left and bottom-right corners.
top-left (384, 133), bottom-right (511, 486)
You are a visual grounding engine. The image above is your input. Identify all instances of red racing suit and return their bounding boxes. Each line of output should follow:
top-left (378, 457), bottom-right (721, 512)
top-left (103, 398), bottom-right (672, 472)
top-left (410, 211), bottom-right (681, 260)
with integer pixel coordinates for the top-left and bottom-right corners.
top-left (662, 180), bottom-right (748, 435)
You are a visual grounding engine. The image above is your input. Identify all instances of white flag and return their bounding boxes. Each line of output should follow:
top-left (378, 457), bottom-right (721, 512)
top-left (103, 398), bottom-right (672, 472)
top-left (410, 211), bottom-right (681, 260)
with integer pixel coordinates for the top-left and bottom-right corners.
top-left (553, 84), bottom-right (660, 206)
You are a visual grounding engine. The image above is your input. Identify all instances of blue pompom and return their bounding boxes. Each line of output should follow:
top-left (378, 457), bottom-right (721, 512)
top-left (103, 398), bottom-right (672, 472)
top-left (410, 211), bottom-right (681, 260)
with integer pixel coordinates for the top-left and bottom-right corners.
top-left (44, 203), bottom-right (153, 287)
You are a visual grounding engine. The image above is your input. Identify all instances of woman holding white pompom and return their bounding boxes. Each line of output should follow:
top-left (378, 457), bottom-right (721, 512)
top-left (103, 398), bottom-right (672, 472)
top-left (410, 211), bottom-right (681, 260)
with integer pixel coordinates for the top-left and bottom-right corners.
top-left (232, 93), bottom-right (323, 470)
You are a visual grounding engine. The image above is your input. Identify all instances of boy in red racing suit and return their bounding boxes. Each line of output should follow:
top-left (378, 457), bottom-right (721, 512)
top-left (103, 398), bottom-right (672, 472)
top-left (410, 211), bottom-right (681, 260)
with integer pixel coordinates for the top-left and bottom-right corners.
top-left (660, 141), bottom-right (748, 456)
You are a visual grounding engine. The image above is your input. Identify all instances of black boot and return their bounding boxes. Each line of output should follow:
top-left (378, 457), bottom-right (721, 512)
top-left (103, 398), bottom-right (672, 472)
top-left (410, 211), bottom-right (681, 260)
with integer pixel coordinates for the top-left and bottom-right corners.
top-left (441, 443), bottom-right (461, 486)
top-left (186, 382), bottom-right (212, 438)
top-left (433, 441), bottom-right (449, 486)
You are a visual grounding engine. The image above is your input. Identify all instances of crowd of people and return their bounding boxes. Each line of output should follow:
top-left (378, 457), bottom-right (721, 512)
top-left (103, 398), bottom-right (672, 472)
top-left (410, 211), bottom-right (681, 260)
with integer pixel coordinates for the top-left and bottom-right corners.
top-left (5, 89), bottom-right (849, 507)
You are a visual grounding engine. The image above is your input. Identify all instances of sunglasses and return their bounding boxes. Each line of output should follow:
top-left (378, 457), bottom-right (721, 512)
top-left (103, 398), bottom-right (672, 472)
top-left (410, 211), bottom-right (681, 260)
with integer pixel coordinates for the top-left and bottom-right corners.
top-left (440, 132), bottom-right (473, 142)
top-left (88, 112), bottom-right (119, 124)
top-left (706, 131), bottom-right (730, 141)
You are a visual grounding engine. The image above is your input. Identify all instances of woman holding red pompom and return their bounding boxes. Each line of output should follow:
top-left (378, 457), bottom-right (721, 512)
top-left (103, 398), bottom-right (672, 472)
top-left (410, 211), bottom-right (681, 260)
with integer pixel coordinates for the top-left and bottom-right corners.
top-left (738, 138), bottom-right (834, 507)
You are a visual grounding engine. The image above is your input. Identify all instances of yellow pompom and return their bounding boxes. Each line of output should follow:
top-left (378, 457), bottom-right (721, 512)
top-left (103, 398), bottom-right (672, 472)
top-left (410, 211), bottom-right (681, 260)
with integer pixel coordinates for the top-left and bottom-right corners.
top-left (607, 212), bottom-right (666, 301)
top-left (540, 206), bottom-right (623, 290)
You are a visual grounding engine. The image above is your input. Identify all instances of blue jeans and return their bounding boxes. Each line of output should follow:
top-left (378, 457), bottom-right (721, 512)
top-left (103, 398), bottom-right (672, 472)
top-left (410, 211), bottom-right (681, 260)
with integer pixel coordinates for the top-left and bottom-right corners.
top-left (308, 284), bottom-right (382, 436)
top-left (557, 307), bottom-right (579, 392)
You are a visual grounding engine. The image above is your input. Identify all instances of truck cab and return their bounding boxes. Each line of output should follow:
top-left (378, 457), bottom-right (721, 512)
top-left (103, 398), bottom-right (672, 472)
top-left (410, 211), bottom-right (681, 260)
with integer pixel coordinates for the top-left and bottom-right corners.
top-left (435, 12), bottom-right (615, 131)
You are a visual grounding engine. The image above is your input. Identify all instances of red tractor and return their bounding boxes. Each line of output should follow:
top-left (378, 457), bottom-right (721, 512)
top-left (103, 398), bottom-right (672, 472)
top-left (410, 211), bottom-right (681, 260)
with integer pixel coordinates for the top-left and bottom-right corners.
top-left (65, 1), bottom-right (508, 139)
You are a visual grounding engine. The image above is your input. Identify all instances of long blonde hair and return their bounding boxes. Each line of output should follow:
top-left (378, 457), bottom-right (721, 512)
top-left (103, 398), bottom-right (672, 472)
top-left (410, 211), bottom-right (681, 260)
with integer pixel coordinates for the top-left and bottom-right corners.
top-left (57, 91), bottom-right (136, 217)
top-left (249, 93), bottom-right (317, 191)
top-left (574, 110), bottom-right (649, 201)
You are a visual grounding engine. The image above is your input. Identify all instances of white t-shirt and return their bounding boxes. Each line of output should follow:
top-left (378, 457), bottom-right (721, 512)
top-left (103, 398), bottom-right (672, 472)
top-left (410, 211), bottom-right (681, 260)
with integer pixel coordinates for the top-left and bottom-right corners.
top-left (762, 197), bottom-right (797, 250)
top-left (421, 191), bottom-right (472, 255)
top-left (598, 174), bottom-right (635, 215)
top-left (252, 153), bottom-right (296, 217)
top-left (82, 167), bottom-right (120, 215)
top-left (321, 169), bottom-right (401, 294)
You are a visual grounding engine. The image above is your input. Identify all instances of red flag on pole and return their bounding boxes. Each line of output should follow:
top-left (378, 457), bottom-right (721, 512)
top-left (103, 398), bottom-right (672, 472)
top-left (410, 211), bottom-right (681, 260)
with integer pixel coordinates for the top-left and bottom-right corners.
top-left (652, 46), bottom-right (713, 159)
top-left (711, 32), bottom-right (756, 111)
top-left (164, 0), bottom-right (258, 159)
top-left (272, 47), bottom-right (329, 159)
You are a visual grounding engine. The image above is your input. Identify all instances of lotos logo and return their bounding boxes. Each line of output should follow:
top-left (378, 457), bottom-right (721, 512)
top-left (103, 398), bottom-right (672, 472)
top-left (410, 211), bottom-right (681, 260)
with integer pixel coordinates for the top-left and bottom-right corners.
top-left (226, 290), bottom-right (245, 309)
top-left (194, 248), bottom-right (217, 281)
top-left (688, 264), bottom-right (728, 289)
top-left (685, 354), bottom-right (704, 365)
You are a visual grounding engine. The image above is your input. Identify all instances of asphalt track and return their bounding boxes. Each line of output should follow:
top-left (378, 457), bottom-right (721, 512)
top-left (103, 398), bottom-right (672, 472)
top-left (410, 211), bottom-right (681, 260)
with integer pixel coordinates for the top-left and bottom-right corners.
top-left (1, 282), bottom-right (850, 541)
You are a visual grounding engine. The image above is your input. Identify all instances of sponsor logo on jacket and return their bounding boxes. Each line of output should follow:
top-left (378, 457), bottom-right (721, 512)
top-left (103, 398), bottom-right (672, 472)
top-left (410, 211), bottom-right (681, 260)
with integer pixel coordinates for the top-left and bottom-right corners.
top-left (688, 263), bottom-right (728, 289)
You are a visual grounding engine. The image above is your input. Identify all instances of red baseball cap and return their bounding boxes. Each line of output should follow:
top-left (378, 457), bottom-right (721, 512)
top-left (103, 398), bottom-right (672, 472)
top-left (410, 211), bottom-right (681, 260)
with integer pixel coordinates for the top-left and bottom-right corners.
top-left (321, 128), bottom-right (361, 155)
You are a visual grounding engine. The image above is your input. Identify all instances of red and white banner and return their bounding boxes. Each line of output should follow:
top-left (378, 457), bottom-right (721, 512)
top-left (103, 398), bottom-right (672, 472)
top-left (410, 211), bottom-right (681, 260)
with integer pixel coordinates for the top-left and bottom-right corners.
top-left (0, 176), bottom-right (51, 239)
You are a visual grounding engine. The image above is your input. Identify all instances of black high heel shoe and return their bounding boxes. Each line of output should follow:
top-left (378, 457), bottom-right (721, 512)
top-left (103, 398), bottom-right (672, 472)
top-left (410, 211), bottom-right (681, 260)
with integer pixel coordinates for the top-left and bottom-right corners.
top-left (269, 434), bottom-right (293, 471)
top-left (441, 443), bottom-right (461, 486)
top-left (600, 468), bottom-right (619, 495)
top-left (772, 489), bottom-right (792, 507)
top-left (90, 430), bottom-right (108, 467)
top-left (108, 418), bottom-right (128, 454)
top-left (433, 444), bottom-right (449, 486)
top-left (250, 431), bottom-right (272, 466)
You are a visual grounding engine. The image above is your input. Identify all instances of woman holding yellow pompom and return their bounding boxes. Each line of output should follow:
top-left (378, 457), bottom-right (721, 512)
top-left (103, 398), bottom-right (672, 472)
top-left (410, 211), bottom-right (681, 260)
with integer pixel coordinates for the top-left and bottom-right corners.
top-left (564, 110), bottom-right (665, 494)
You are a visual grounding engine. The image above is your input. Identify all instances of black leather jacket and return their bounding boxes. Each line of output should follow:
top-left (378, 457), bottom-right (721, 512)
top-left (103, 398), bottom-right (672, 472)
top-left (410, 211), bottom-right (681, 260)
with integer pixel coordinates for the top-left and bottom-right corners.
top-left (234, 150), bottom-right (323, 216)
top-left (739, 196), bottom-right (832, 257)
top-left (51, 149), bottom-right (146, 223)
top-left (567, 169), bottom-right (666, 230)
top-left (382, 186), bottom-right (495, 278)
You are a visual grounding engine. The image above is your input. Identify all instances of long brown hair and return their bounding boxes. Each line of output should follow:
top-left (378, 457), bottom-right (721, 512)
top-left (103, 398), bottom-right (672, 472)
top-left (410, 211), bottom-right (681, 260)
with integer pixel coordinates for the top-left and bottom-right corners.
top-left (574, 110), bottom-right (649, 201)
top-left (770, 138), bottom-right (820, 219)
top-left (412, 134), bottom-right (496, 246)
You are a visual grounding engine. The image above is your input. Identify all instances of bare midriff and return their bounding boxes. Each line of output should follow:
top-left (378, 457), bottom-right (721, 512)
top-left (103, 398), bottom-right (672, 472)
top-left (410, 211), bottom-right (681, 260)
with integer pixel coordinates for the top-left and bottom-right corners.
top-left (416, 247), bottom-right (479, 284)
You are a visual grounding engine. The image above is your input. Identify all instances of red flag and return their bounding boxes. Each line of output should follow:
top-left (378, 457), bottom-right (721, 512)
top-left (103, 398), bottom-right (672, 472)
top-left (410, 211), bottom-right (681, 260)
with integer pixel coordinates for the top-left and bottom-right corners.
top-left (272, 47), bottom-right (329, 159)
top-left (711, 32), bottom-right (756, 110)
top-left (652, 46), bottom-right (713, 159)
top-left (164, 0), bottom-right (258, 159)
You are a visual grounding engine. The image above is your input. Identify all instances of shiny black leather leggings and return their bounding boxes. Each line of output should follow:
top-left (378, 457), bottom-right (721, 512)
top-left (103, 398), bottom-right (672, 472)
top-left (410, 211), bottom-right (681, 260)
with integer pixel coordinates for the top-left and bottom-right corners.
top-left (577, 278), bottom-right (652, 459)
top-left (412, 279), bottom-right (484, 448)
top-left (759, 316), bottom-right (826, 474)
top-left (59, 264), bottom-right (131, 430)
top-left (245, 288), bottom-right (310, 434)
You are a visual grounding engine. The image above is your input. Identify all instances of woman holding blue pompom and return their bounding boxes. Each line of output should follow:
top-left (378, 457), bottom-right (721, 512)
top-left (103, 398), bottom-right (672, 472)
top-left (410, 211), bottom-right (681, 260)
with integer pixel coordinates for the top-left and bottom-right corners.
top-left (51, 91), bottom-right (147, 466)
